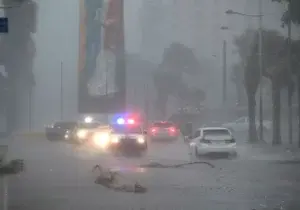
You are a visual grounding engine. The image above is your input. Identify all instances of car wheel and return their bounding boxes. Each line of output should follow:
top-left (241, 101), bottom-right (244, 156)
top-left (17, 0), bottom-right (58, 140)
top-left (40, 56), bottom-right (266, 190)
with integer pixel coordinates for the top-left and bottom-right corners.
top-left (46, 134), bottom-right (54, 141)
top-left (140, 147), bottom-right (147, 156)
top-left (229, 151), bottom-right (238, 159)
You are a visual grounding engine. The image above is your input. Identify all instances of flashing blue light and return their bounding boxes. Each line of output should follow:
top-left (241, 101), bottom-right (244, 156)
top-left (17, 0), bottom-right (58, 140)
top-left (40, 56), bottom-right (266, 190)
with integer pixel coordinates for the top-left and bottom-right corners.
top-left (117, 118), bottom-right (125, 124)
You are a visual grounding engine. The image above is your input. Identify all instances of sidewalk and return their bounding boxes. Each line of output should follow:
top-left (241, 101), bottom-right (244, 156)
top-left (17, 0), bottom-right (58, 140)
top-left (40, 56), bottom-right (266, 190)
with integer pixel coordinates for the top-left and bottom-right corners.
top-left (250, 136), bottom-right (300, 161)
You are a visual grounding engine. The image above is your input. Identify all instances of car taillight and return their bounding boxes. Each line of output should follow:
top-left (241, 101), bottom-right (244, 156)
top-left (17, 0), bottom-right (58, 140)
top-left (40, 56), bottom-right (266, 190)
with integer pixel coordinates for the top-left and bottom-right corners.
top-left (169, 127), bottom-right (176, 132)
top-left (151, 127), bottom-right (157, 133)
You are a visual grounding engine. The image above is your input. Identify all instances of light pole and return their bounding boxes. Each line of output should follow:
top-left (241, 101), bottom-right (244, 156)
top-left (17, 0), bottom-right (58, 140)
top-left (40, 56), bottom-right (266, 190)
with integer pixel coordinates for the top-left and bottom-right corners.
top-left (220, 26), bottom-right (228, 105)
top-left (60, 62), bottom-right (63, 121)
top-left (28, 87), bottom-right (32, 131)
top-left (258, 0), bottom-right (264, 143)
top-left (287, 1), bottom-right (293, 144)
top-left (226, 0), bottom-right (264, 142)
top-left (222, 40), bottom-right (227, 105)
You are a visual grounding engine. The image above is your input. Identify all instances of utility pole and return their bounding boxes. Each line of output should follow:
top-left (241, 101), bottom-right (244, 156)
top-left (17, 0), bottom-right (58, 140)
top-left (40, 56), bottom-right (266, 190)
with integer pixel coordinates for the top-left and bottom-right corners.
top-left (60, 62), bottom-right (63, 121)
top-left (105, 57), bottom-right (110, 123)
top-left (1, 145), bottom-right (8, 210)
top-left (144, 84), bottom-right (149, 129)
top-left (222, 40), bottom-right (227, 104)
top-left (287, 0), bottom-right (293, 144)
top-left (258, 0), bottom-right (264, 142)
top-left (28, 88), bottom-right (32, 131)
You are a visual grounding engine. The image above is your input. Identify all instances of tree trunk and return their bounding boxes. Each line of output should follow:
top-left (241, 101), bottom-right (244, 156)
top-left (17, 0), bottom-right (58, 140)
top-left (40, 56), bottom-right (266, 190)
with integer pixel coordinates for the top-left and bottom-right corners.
top-left (298, 74), bottom-right (300, 148)
top-left (272, 79), bottom-right (281, 145)
top-left (236, 83), bottom-right (242, 106)
top-left (247, 92), bottom-right (258, 142)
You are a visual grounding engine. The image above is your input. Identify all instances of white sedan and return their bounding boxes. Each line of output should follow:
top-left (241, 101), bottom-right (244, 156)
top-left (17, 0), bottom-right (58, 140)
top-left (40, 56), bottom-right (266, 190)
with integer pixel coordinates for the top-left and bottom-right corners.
top-left (188, 127), bottom-right (237, 157)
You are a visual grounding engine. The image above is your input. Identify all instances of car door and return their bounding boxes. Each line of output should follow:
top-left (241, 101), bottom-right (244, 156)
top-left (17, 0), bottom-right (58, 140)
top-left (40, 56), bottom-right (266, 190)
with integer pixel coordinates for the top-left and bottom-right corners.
top-left (52, 123), bottom-right (65, 135)
top-left (191, 129), bottom-right (201, 144)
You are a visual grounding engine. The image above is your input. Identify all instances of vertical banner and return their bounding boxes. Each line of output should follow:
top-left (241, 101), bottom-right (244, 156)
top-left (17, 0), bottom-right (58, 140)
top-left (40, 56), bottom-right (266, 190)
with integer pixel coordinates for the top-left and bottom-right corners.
top-left (78, 0), bottom-right (126, 113)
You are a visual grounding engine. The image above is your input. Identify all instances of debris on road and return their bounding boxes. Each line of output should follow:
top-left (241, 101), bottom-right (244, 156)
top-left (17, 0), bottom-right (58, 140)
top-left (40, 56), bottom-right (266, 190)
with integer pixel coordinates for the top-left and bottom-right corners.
top-left (92, 164), bottom-right (147, 193)
top-left (139, 161), bottom-right (215, 169)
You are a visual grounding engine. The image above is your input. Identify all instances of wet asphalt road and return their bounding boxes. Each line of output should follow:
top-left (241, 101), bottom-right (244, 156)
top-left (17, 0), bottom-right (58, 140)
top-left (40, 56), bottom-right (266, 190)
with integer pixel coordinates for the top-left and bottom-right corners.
top-left (1, 134), bottom-right (300, 210)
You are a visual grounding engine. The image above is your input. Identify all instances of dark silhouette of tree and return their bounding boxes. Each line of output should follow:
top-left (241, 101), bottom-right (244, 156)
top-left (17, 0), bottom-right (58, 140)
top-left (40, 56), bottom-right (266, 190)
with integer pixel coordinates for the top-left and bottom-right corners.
top-left (273, 0), bottom-right (300, 147)
top-left (153, 42), bottom-right (202, 119)
top-left (0, 1), bottom-right (37, 134)
top-left (272, 0), bottom-right (300, 25)
top-left (230, 62), bottom-right (245, 106)
top-left (261, 30), bottom-right (287, 145)
top-left (233, 29), bottom-right (260, 142)
top-left (240, 28), bottom-right (298, 145)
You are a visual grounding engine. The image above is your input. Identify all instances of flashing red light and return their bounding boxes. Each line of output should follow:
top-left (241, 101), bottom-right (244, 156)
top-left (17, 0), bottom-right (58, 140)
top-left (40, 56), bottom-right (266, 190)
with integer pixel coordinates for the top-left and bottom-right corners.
top-left (127, 119), bottom-right (135, 124)
top-left (151, 128), bottom-right (157, 133)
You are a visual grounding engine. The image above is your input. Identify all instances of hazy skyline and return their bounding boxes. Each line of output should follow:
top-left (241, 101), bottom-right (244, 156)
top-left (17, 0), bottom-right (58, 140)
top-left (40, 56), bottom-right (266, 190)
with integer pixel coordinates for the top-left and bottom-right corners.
top-left (2, 0), bottom-right (299, 131)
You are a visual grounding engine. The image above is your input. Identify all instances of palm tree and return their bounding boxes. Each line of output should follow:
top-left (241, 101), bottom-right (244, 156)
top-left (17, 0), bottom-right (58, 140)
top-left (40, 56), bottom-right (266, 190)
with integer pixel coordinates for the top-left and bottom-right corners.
top-left (153, 42), bottom-right (202, 119)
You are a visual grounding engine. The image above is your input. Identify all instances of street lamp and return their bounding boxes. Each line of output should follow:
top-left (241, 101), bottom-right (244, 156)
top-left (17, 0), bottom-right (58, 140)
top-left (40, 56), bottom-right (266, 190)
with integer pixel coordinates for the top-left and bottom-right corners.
top-left (220, 26), bottom-right (228, 105)
top-left (225, 0), bottom-right (264, 142)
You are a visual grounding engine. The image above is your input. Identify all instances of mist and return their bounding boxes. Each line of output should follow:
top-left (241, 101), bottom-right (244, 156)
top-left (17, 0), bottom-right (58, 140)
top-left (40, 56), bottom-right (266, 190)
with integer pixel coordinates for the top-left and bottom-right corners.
top-left (12, 0), bottom-right (300, 131)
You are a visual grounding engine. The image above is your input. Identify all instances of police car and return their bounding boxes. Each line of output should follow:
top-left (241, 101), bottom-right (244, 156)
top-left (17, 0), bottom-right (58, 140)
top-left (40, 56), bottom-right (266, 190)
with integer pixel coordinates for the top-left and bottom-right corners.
top-left (109, 117), bottom-right (148, 153)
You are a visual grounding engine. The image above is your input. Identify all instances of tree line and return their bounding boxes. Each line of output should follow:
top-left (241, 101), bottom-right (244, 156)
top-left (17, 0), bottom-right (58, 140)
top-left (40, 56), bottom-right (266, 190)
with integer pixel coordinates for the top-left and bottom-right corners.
top-left (231, 0), bottom-right (300, 146)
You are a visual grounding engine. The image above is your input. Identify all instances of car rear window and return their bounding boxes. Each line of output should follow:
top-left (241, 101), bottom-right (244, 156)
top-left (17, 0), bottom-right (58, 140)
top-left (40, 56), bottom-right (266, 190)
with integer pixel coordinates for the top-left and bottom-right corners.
top-left (203, 129), bottom-right (230, 136)
top-left (111, 125), bottom-right (142, 134)
top-left (152, 122), bottom-right (175, 128)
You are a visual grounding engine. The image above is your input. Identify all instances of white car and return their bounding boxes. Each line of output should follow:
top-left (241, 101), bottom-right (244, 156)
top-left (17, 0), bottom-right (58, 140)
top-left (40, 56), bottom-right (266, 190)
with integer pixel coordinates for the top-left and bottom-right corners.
top-left (189, 127), bottom-right (237, 157)
top-left (221, 117), bottom-right (272, 133)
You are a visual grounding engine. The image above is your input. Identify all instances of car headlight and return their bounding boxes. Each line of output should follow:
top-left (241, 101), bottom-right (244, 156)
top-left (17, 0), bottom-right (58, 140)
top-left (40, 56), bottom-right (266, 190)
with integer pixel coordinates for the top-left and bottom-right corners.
top-left (111, 136), bottom-right (120, 143)
top-left (93, 132), bottom-right (110, 148)
top-left (137, 137), bottom-right (145, 144)
top-left (64, 131), bottom-right (70, 139)
top-left (77, 129), bottom-right (88, 138)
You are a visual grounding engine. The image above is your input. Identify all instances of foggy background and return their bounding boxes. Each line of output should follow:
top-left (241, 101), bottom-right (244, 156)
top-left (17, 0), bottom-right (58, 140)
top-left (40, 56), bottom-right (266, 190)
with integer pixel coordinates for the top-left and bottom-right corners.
top-left (10, 0), bottom-right (300, 132)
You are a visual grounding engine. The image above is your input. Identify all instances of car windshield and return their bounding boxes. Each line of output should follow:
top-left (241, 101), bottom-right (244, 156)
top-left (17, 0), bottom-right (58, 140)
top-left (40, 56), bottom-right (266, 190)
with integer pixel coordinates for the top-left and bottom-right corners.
top-left (78, 122), bottom-right (100, 129)
top-left (112, 125), bottom-right (142, 134)
top-left (54, 122), bottom-right (77, 129)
